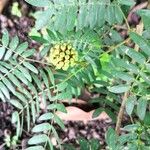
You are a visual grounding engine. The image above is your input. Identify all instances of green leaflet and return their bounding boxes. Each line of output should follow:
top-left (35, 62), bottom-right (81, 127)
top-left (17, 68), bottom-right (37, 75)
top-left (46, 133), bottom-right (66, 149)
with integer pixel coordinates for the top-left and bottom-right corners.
top-left (4, 36), bottom-right (19, 60)
top-left (15, 42), bottom-right (28, 56)
top-left (38, 113), bottom-right (54, 121)
top-left (13, 69), bottom-right (29, 85)
top-left (9, 36), bottom-right (19, 50)
top-left (130, 32), bottom-right (150, 56)
top-left (23, 62), bottom-right (38, 74)
top-left (32, 123), bottom-right (51, 133)
top-left (112, 57), bottom-right (139, 74)
top-left (56, 82), bottom-right (68, 91)
top-left (28, 134), bottom-right (48, 145)
top-left (118, 45), bottom-right (146, 64)
top-left (45, 67), bottom-right (55, 86)
top-left (123, 124), bottom-right (139, 132)
top-left (12, 111), bottom-right (19, 124)
top-left (47, 103), bottom-right (67, 113)
top-left (108, 85), bottom-right (130, 93)
top-left (92, 108), bottom-right (104, 118)
top-left (22, 49), bottom-right (35, 58)
top-left (2, 77), bottom-right (15, 94)
top-left (106, 128), bottom-right (118, 150)
top-left (137, 97), bottom-right (147, 120)
top-left (105, 4), bottom-right (116, 25)
top-left (9, 99), bottom-right (23, 110)
top-left (0, 90), bottom-right (5, 102)
top-left (25, 146), bottom-right (45, 150)
top-left (66, 6), bottom-right (77, 31)
top-left (54, 114), bottom-right (65, 130)
top-left (0, 47), bottom-right (6, 59)
top-left (8, 73), bottom-right (22, 89)
top-left (35, 8), bottom-right (54, 30)
top-left (0, 81), bottom-right (10, 99)
top-left (125, 96), bottom-right (136, 116)
top-left (2, 29), bottom-right (9, 47)
top-left (0, 65), bottom-right (9, 74)
top-left (111, 70), bottom-right (134, 82)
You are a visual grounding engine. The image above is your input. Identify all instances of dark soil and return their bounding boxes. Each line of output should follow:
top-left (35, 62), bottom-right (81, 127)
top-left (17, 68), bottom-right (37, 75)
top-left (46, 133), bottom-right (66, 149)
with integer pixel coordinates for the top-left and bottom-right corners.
top-left (0, 103), bottom-right (14, 144)
top-left (58, 120), bottom-right (113, 148)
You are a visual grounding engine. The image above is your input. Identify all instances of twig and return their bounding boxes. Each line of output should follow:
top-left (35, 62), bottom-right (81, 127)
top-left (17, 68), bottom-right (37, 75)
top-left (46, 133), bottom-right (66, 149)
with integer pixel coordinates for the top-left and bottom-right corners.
top-left (115, 12), bottom-right (144, 135)
top-left (117, 5), bottom-right (130, 31)
top-left (134, 21), bottom-right (144, 52)
top-left (115, 92), bottom-right (129, 135)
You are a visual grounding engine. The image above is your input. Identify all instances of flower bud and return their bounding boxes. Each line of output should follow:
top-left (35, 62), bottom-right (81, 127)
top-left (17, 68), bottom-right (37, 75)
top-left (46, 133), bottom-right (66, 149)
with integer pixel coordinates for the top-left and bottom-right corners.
top-left (54, 44), bottom-right (60, 49)
top-left (65, 59), bottom-right (69, 63)
top-left (71, 49), bottom-right (76, 54)
top-left (60, 52), bottom-right (65, 58)
top-left (62, 64), bottom-right (69, 70)
top-left (67, 44), bottom-right (72, 50)
top-left (66, 50), bottom-right (70, 55)
top-left (57, 61), bottom-right (64, 69)
top-left (53, 59), bottom-right (58, 65)
top-left (53, 49), bottom-right (60, 55)
top-left (65, 55), bottom-right (70, 60)
top-left (61, 44), bottom-right (66, 51)
top-left (73, 54), bottom-right (78, 60)
top-left (56, 56), bottom-right (63, 62)
top-left (70, 61), bottom-right (75, 67)
top-left (70, 58), bottom-right (75, 62)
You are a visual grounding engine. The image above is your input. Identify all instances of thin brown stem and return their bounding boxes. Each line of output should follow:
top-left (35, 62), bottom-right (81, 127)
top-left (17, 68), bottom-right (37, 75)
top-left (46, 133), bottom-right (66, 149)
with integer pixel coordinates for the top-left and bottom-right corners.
top-left (115, 92), bottom-right (129, 135)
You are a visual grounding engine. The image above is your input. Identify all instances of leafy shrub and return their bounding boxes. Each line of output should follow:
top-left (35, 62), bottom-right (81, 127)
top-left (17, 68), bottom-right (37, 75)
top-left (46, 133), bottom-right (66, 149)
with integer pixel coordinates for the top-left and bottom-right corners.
top-left (0, 0), bottom-right (150, 149)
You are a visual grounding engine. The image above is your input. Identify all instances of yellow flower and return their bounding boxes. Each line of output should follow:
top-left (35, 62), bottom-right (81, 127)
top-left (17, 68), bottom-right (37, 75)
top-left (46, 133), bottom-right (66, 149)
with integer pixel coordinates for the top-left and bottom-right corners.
top-left (48, 42), bottom-right (78, 70)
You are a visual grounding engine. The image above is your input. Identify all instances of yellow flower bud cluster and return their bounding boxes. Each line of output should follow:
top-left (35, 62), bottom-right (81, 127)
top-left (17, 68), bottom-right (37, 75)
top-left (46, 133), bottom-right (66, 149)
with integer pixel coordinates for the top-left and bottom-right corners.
top-left (48, 42), bottom-right (78, 70)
